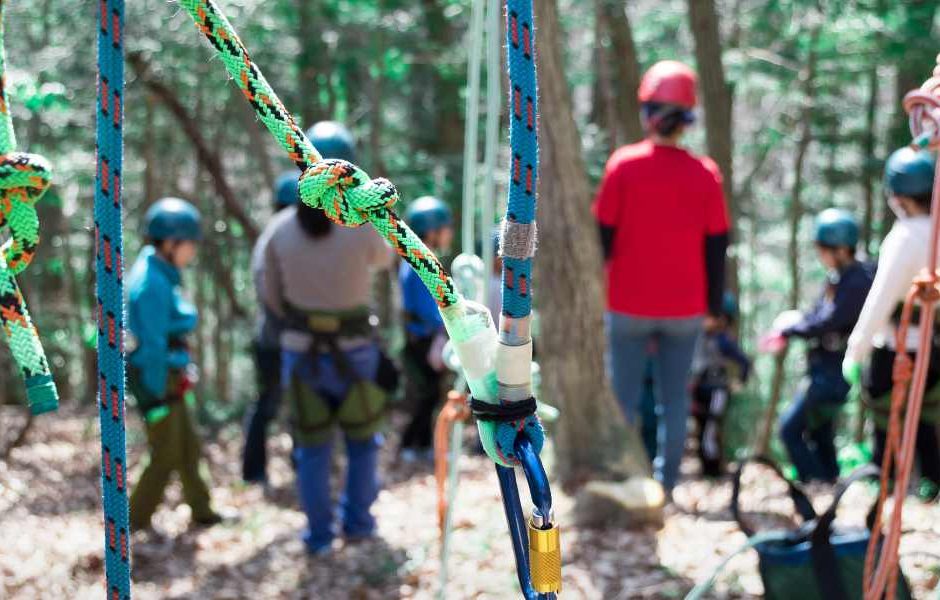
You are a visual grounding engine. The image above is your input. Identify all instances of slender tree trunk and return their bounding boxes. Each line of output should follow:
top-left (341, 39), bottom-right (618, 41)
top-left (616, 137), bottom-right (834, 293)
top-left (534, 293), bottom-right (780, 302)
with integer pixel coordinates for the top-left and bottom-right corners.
top-left (240, 101), bottom-right (276, 194)
top-left (599, 0), bottom-right (643, 144)
top-left (417, 0), bottom-right (464, 156)
top-left (862, 64), bottom-right (879, 256)
top-left (295, 0), bottom-right (326, 125)
top-left (143, 93), bottom-right (158, 204)
top-left (756, 32), bottom-right (818, 455)
top-left (535, 0), bottom-right (648, 486)
top-left (687, 0), bottom-right (737, 292)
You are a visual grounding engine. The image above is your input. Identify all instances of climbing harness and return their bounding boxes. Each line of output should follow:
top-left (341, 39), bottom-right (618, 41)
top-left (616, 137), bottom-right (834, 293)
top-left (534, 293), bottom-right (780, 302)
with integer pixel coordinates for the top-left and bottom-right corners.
top-left (177, 0), bottom-right (558, 595)
top-left (864, 65), bottom-right (940, 600)
top-left (0, 0), bottom-right (58, 415)
top-left (95, 0), bottom-right (132, 598)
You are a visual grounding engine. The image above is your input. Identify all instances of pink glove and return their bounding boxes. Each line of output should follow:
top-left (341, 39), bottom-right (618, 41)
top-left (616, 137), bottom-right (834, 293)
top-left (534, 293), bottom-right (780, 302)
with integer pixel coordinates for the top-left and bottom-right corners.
top-left (758, 331), bottom-right (788, 355)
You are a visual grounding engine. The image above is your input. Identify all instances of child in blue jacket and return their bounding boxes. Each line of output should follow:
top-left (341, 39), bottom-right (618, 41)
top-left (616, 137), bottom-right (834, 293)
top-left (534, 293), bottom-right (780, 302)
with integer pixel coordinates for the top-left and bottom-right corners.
top-left (127, 197), bottom-right (222, 530)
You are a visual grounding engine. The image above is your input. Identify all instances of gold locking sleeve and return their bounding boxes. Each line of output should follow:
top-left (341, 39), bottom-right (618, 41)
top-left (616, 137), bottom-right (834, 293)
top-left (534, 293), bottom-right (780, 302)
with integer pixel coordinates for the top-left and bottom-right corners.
top-left (528, 521), bottom-right (561, 593)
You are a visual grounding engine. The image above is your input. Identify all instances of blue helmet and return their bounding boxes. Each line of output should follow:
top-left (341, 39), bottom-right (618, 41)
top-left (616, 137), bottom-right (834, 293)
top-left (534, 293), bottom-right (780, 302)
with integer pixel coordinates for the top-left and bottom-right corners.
top-left (274, 171), bottom-right (299, 208)
top-left (306, 121), bottom-right (356, 162)
top-left (814, 208), bottom-right (859, 248)
top-left (144, 197), bottom-right (202, 241)
top-left (405, 196), bottom-right (453, 238)
top-left (885, 147), bottom-right (935, 198)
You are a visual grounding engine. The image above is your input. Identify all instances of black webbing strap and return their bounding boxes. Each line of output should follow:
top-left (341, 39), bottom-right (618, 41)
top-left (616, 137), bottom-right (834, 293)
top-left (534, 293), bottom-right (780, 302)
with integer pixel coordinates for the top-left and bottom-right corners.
top-left (470, 397), bottom-right (537, 422)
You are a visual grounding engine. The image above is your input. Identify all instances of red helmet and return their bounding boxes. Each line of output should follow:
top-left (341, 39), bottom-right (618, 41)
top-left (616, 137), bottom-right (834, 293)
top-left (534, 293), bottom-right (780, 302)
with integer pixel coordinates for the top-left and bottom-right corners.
top-left (637, 61), bottom-right (698, 109)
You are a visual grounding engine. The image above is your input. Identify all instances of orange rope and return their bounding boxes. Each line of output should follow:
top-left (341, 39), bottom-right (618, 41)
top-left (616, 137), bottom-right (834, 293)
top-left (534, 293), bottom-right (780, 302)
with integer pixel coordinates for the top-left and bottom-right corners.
top-left (434, 390), bottom-right (471, 535)
top-left (864, 71), bottom-right (940, 600)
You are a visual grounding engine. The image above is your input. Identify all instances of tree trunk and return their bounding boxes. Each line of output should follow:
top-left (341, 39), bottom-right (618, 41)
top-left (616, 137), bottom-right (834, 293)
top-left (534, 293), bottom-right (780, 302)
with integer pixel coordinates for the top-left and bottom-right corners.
top-left (295, 0), bottom-right (327, 126)
top-left (417, 0), bottom-right (464, 156)
top-left (861, 63), bottom-right (879, 256)
top-left (534, 0), bottom-right (648, 487)
top-left (687, 0), bottom-right (736, 291)
top-left (599, 0), bottom-right (643, 144)
top-left (756, 32), bottom-right (818, 455)
top-left (143, 92), bottom-right (158, 204)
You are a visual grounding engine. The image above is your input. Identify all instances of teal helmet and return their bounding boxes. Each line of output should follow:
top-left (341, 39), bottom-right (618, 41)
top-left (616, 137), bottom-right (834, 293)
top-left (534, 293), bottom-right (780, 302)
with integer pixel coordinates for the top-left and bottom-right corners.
top-left (274, 171), bottom-right (299, 208)
top-left (720, 292), bottom-right (739, 321)
top-left (814, 208), bottom-right (859, 248)
top-left (144, 197), bottom-right (202, 241)
top-left (306, 121), bottom-right (356, 162)
top-left (885, 147), bottom-right (935, 198)
top-left (405, 196), bottom-right (453, 238)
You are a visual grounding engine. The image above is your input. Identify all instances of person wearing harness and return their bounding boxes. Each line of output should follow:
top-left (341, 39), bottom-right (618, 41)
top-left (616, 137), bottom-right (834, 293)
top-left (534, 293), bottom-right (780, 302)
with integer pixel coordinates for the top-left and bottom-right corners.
top-left (399, 196), bottom-right (454, 463)
top-left (258, 123), bottom-right (396, 555)
top-left (843, 147), bottom-right (940, 499)
top-left (241, 172), bottom-right (302, 485)
top-left (593, 60), bottom-right (730, 494)
top-left (127, 198), bottom-right (224, 531)
top-left (690, 292), bottom-right (751, 477)
top-left (766, 209), bottom-right (874, 484)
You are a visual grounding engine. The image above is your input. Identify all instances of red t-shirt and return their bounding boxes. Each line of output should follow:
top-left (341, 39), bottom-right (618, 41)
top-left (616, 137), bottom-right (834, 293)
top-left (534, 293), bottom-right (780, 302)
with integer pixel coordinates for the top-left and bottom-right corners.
top-left (592, 140), bottom-right (729, 318)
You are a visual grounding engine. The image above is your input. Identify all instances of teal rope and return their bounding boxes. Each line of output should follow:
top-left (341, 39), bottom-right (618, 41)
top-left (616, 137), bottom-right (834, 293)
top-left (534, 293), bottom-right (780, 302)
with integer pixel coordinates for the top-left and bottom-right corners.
top-left (96, 0), bottom-right (132, 597)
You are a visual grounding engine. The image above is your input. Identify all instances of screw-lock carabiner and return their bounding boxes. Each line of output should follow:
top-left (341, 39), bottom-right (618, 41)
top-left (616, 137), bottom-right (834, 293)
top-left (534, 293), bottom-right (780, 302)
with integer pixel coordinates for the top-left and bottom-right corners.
top-left (496, 435), bottom-right (561, 599)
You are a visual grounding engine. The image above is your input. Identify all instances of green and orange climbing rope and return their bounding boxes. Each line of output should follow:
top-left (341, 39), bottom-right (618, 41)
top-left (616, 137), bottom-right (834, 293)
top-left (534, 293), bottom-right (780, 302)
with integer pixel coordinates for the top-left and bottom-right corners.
top-left (0, 0), bottom-right (58, 415)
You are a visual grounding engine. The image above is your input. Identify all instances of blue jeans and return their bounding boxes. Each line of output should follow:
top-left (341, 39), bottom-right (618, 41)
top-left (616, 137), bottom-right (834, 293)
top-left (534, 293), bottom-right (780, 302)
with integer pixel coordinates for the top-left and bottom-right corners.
top-left (778, 371), bottom-right (848, 483)
top-left (606, 313), bottom-right (703, 491)
top-left (295, 433), bottom-right (382, 553)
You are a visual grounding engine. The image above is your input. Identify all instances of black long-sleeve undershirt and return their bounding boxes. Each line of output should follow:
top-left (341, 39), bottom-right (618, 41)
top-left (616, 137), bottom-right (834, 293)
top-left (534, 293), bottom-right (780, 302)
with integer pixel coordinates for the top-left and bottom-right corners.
top-left (599, 224), bottom-right (616, 260)
top-left (704, 232), bottom-right (729, 316)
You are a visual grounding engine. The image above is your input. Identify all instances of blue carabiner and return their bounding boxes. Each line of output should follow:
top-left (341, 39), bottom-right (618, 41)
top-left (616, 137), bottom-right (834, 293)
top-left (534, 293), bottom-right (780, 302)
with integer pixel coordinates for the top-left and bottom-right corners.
top-left (495, 434), bottom-right (558, 600)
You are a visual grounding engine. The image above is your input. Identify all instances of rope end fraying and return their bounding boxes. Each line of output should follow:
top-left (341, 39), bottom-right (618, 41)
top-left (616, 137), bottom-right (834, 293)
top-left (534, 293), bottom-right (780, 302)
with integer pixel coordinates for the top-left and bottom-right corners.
top-left (25, 375), bottom-right (58, 415)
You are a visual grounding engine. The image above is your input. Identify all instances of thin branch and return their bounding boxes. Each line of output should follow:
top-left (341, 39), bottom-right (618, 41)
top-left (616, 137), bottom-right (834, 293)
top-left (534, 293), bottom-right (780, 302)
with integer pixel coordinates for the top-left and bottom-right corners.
top-left (128, 52), bottom-right (260, 242)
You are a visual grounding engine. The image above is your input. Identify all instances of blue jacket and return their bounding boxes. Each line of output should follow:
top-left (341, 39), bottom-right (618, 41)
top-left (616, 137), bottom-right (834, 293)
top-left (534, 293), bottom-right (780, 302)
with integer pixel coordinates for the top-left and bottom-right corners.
top-left (127, 246), bottom-right (198, 399)
top-left (399, 261), bottom-right (443, 339)
top-left (784, 261), bottom-right (874, 373)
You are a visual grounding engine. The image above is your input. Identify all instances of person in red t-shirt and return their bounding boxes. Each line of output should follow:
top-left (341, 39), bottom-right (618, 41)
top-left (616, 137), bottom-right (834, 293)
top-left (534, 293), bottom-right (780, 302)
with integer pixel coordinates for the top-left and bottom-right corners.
top-left (593, 60), bottom-right (730, 494)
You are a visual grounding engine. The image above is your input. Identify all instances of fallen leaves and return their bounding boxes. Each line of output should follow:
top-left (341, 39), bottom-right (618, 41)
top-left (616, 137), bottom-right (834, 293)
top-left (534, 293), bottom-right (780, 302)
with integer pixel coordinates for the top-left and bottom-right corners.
top-left (0, 407), bottom-right (938, 599)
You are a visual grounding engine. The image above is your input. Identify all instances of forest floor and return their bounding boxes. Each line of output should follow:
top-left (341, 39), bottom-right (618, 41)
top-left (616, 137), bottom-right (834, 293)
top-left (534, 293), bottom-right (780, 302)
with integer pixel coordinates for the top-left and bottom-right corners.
top-left (1, 407), bottom-right (939, 599)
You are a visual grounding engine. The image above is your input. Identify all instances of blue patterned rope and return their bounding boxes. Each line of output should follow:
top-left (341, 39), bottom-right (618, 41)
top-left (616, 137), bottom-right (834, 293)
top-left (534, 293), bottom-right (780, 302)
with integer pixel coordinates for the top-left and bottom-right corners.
top-left (487, 0), bottom-right (544, 467)
top-left (500, 0), bottom-right (538, 324)
top-left (96, 0), bottom-right (131, 597)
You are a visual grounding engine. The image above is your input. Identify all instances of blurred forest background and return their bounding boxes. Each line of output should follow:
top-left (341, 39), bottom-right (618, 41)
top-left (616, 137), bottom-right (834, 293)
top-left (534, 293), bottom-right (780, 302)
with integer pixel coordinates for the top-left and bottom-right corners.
top-left (0, 0), bottom-right (937, 463)
top-left (3, 0), bottom-right (940, 598)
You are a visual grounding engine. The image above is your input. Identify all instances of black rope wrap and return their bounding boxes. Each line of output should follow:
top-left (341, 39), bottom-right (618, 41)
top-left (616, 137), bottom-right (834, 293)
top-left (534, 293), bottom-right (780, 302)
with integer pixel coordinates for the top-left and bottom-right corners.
top-left (470, 397), bottom-right (537, 422)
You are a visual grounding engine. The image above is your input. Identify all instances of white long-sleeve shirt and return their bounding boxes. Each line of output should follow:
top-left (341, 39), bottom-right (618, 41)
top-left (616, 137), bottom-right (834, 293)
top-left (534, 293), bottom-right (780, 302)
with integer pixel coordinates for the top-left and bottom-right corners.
top-left (845, 215), bottom-right (932, 363)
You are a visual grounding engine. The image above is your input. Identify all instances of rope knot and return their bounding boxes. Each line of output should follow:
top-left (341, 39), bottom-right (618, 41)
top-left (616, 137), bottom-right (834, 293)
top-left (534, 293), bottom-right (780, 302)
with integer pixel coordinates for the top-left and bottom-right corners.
top-left (912, 273), bottom-right (940, 304)
top-left (297, 159), bottom-right (398, 227)
top-left (0, 152), bottom-right (52, 273)
top-left (0, 152), bottom-right (52, 205)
